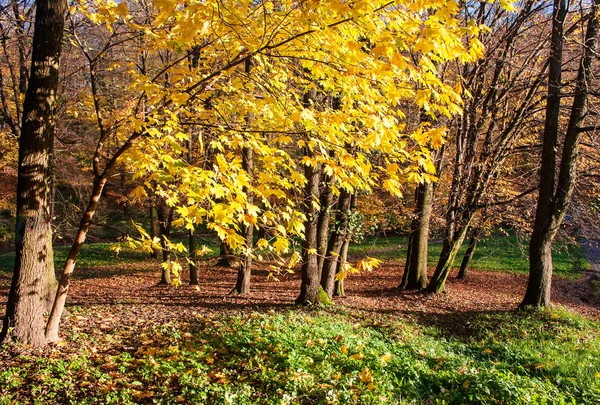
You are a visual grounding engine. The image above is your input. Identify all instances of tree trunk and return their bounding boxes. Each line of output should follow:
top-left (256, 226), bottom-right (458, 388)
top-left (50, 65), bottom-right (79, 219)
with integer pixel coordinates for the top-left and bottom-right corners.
top-left (150, 203), bottom-right (159, 259)
top-left (457, 227), bottom-right (482, 280)
top-left (43, 228), bottom-right (58, 314)
top-left (157, 202), bottom-right (174, 285)
top-left (425, 224), bottom-right (470, 293)
top-left (522, 0), bottom-right (598, 307)
top-left (296, 151), bottom-right (322, 305)
top-left (334, 193), bottom-right (356, 297)
top-left (321, 188), bottom-right (351, 297)
top-left (399, 181), bottom-right (433, 290)
top-left (231, 145), bottom-right (254, 295)
top-left (188, 229), bottom-right (198, 285)
top-left (1, 0), bottom-right (66, 348)
top-left (334, 234), bottom-right (351, 297)
top-left (317, 172), bottom-right (334, 274)
top-left (216, 242), bottom-right (236, 266)
top-left (45, 176), bottom-right (107, 342)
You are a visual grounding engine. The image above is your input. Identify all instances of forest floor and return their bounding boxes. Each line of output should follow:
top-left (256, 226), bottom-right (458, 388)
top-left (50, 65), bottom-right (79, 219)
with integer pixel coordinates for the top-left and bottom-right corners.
top-left (1, 242), bottom-right (599, 341)
top-left (0, 240), bottom-right (599, 404)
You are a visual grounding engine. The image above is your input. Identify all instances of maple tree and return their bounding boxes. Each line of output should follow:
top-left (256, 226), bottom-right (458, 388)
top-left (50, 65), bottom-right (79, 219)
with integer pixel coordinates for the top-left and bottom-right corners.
top-left (40, 0), bottom-right (485, 340)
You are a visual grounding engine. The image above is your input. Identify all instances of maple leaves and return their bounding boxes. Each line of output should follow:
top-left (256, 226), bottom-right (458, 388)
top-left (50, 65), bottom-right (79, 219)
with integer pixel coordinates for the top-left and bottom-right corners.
top-left (64, 0), bottom-right (487, 281)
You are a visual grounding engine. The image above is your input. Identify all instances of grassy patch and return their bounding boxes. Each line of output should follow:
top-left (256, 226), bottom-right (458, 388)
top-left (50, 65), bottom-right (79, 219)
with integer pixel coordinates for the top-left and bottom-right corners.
top-left (0, 308), bottom-right (599, 404)
top-left (349, 234), bottom-right (589, 279)
top-left (0, 236), bottom-right (221, 274)
top-left (0, 233), bottom-right (589, 279)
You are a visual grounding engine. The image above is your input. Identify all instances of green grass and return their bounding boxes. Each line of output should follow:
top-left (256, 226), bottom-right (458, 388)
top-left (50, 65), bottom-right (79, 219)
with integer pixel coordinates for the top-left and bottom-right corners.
top-left (0, 233), bottom-right (589, 279)
top-left (1, 308), bottom-right (599, 404)
top-left (0, 236), bottom-right (222, 274)
top-left (349, 234), bottom-right (589, 278)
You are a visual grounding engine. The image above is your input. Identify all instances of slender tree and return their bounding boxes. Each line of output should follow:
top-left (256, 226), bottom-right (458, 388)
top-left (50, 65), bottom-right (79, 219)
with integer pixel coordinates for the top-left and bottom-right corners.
top-left (522, 0), bottom-right (599, 307)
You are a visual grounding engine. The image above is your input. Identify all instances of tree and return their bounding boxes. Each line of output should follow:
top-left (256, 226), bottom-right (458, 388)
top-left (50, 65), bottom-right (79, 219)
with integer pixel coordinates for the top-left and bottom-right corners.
top-left (41, 0), bottom-right (483, 341)
top-left (521, 0), bottom-right (600, 307)
top-left (1, 0), bottom-right (67, 348)
top-left (425, 0), bottom-right (548, 293)
top-left (0, 0), bottom-right (58, 313)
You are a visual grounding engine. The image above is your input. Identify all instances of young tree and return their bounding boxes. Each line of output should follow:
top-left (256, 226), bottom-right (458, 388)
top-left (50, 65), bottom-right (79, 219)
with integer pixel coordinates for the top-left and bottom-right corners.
top-left (425, 0), bottom-right (548, 293)
top-left (1, 0), bottom-right (67, 348)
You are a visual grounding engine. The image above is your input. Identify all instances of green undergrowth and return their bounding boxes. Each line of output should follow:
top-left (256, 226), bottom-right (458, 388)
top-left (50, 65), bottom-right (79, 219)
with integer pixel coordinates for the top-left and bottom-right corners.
top-left (1, 307), bottom-right (599, 404)
top-left (0, 233), bottom-right (589, 279)
top-left (0, 237), bottom-right (221, 274)
top-left (350, 234), bottom-right (589, 279)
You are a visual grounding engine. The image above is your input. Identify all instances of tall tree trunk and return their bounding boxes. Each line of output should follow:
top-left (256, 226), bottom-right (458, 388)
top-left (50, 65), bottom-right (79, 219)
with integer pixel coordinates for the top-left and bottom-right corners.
top-left (188, 229), bottom-right (198, 285)
top-left (522, 0), bottom-right (598, 307)
top-left (231, 144), bottom-right (254, 295)
top-left (522, 0), bottom-right (567, 307)
top-left (1, 0), bottom-right (66, 348)
top-left (157, 202), bottom-right (174, 285)
top-left (150, 203), bottom-right (159, 259)
top-left (457, 226), bottom-right (482, 280)
top-left (425, 223), bottom-right (471, 293)
top-left (43, 139), bottom-right (58, 314)
top-left (46, 177), bottom-right (107, 342)
top-left (399, 181), bottom-right (433, 290)
top-left (321, 188), bottom-right (351, 297)
top-left (230, 56), bottom-right (255, 295)
top-left (296, 149), bottom-right (322, 305)
top-left (43, 228), bottom-right (58, 314)
top-left (316, 171), bottom-right (334, 274)
top-left (334, 193), bottom-right (356, 297)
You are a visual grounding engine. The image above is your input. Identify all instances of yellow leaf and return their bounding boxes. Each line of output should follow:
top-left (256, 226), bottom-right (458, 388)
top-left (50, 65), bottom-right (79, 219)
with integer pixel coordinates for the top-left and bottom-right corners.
top-left (340, 345), bottom-right (348, 355)
top-left (116, 2), bottom-right (128, 17)
top-left (273, 237), bottom-right (289, 253)
top-left (349, 352), bottom-right (365, 360)
top-left (380, 353), bottom-right (392, 363)
top-left (360, 367), bottom-right (373, 383)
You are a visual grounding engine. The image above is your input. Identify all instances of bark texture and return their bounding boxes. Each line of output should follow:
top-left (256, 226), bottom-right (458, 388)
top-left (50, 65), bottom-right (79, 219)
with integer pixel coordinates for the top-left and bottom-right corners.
top-left (321, 189), bottom-right (351, 297)
top-left (1, 0), bottom-right (67, 348)
top-left (457, 227), bottom-right (482, 280)
top-left (522, 0), bottom-right (599, 307)
top-left (400, 181), bottom-right (433, 290)
top-left (296, 150), bottom-right (322, 305)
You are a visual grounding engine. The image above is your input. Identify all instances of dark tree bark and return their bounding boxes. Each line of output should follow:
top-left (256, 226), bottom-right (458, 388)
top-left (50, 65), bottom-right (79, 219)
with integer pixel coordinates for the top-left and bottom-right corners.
top-left (149, 203), bottom-right (159, 259)
top-left (316, 170), bottom-right (334, 274)
top-left (188, 229), bottom-right (198, 285)
top-left (157, 202), bottom-right (174, 285)
top-left (334, 192), bottom-right (356, 297)
top-left (522, 0), bottom-right (599, 307)
top-left (0, 0), bottom-right (67, 348)
top-left (216, 242), bottom-right (237, 267)
top-left (457, 226), bottom-right (482, 280)
top-left (296, 148), bottom-right (322, 305)
top-left (231, 145), bottom-right (254, 295)
top-left (321, 188), bottom-right (351, 297)
top-left (399, 181), bottom-right (433, 290)
top-left (230, 58), bottom-right (255, 295)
